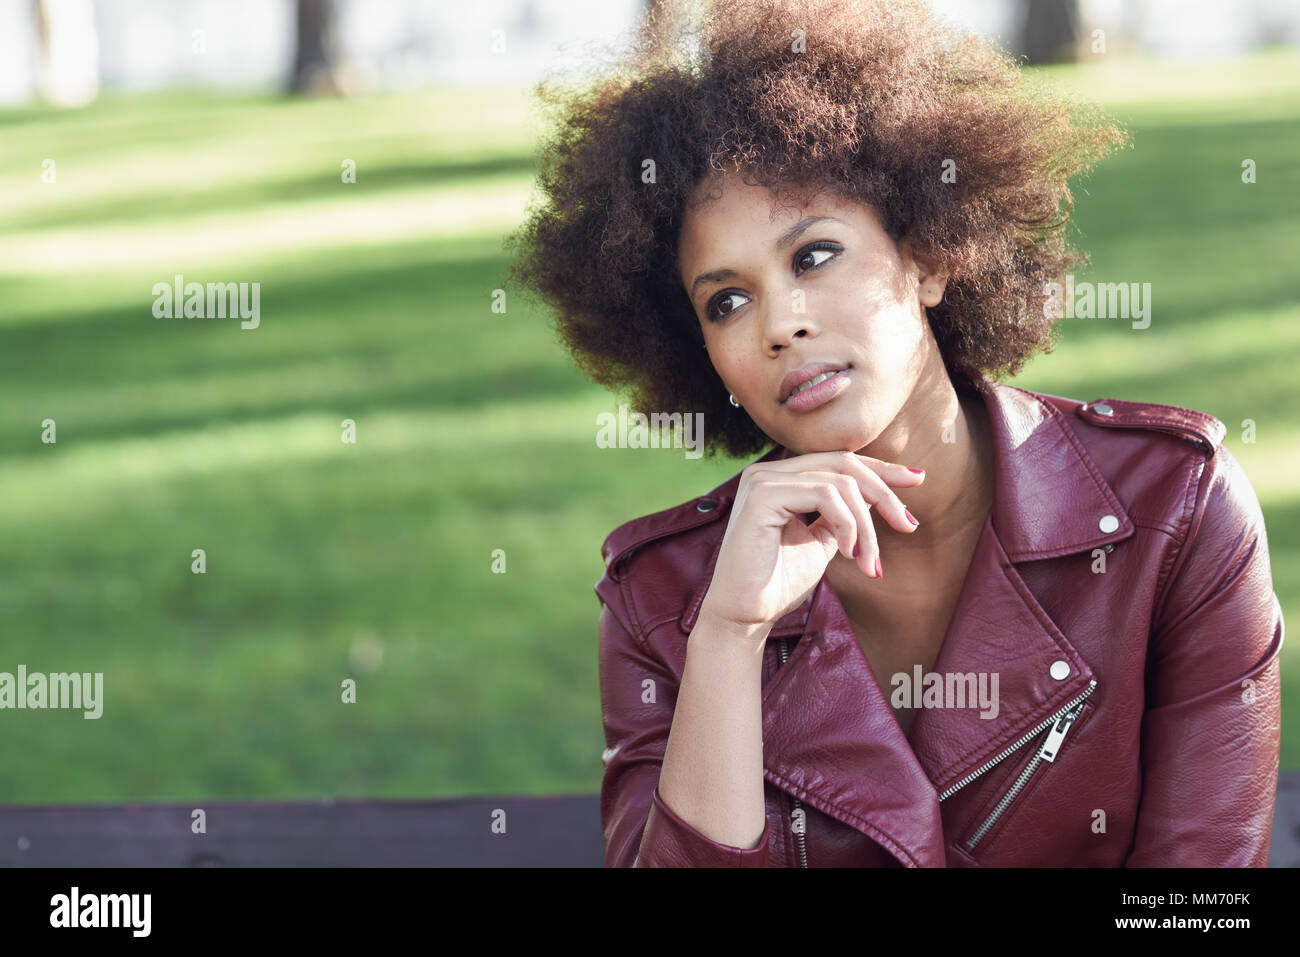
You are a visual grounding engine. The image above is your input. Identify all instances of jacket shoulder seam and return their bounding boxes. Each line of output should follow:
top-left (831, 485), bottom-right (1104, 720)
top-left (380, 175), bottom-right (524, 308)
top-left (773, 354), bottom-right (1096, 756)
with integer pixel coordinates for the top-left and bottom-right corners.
top-left (1150, 451), bottom-right (1211, 628)
top-left (639, 613), bottom-right (684, 636)
top-left (601, 566), bottom-right (651, 653)
top-left (1125, 446), bottom-right (1205, 541)
top-left (616, 569), bottom-right (650, 648)
top-left (1131, 518), bottom-right (1181, 540)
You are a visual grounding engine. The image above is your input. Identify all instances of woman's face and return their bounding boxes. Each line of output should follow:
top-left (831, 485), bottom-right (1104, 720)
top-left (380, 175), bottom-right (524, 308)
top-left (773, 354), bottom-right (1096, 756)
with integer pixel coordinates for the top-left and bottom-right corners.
top-left (677, 171), bottom-right (949, 455)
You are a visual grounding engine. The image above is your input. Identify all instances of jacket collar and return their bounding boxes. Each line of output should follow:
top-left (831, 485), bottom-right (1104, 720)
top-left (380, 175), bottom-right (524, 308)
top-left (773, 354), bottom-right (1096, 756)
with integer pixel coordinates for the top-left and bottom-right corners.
top-left (678, 365), bottom-right (1134, 866)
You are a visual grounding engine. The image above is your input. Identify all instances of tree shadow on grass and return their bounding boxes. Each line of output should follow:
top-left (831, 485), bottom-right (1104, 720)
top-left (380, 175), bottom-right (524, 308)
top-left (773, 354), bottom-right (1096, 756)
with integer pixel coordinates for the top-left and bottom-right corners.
top-left (0, 249), bottom-right (599, 451)
top-left (2, 155), bottom-right (538, 232)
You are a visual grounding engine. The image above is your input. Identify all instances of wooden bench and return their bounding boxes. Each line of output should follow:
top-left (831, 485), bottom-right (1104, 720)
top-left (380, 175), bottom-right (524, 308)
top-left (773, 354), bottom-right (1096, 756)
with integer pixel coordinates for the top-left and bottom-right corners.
top-left (2, 773), bottom-right (1297, 866)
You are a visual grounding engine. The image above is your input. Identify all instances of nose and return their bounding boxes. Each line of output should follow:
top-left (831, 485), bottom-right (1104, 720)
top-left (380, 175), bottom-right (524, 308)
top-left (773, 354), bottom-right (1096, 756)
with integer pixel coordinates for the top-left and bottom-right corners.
top-left (762, 300), bottom-right (814, 354)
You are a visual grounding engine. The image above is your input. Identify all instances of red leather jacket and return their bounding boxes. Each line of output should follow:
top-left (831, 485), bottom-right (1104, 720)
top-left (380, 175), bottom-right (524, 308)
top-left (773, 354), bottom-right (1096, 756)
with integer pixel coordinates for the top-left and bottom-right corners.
top-left (595, 367), bottom-right (1284, 867)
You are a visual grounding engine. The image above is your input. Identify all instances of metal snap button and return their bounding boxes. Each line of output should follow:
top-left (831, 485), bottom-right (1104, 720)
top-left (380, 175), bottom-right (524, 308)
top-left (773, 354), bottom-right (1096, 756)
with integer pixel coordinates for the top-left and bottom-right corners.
top-left (1092, 402), bottom-right (1114, 416)
top-left (696, 499), bottom-right (717, 512)
top-left (1050, 660), bottom-right (1070, 680)
top-left (1098, 514), bottom-right (1119, 533)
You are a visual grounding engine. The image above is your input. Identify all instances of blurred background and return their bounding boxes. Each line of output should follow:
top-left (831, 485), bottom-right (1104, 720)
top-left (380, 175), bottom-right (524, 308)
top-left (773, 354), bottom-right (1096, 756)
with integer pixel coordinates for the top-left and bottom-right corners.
top-left (0, 0), bottom-right (1296, 808)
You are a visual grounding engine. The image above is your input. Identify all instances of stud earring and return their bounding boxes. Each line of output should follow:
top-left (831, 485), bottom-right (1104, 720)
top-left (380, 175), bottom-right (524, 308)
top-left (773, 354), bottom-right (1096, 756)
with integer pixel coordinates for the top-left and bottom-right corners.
top-left (729, 394), bottom-right (740, 408)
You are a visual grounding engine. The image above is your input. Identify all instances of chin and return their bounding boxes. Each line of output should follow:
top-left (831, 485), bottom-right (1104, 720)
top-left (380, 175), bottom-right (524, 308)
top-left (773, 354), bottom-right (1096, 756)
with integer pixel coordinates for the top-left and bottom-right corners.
top-left (780, 421), bottom-right (877, 455)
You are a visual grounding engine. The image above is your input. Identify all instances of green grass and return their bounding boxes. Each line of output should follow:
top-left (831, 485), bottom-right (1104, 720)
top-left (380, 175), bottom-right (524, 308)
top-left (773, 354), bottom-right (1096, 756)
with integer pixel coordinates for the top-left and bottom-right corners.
top-left (0, 53), bottom-right (1297, 804)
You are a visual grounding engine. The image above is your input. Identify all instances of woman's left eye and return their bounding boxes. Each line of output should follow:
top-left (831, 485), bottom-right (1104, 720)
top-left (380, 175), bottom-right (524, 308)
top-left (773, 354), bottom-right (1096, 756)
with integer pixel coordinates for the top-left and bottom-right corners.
top-left (704, 242), bottom-right (842, 321)
top-left (795, 242), bottom-right (841, 273)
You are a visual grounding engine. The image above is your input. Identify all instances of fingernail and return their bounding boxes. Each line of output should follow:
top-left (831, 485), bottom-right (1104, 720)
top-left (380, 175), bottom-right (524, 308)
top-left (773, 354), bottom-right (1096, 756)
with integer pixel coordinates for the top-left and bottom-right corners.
top-left (905, 509), bottom-right (918, 526)
top-left (874, 557), bottom-right (883, 578)
top-left (907, 467), bottom-right (925, 475)
top-left (853, 543), bottom-right (860, 557)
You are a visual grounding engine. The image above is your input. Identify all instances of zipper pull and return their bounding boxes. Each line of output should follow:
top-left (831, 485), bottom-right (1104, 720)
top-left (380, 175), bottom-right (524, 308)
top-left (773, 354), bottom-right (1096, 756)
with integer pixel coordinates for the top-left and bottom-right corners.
top-left (1037, 704), bottom-right (1084, 763)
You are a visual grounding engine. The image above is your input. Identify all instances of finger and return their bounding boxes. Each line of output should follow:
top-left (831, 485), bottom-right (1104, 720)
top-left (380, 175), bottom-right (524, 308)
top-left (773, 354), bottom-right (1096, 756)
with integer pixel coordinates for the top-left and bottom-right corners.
top-left (853, 453), bottom-right (927, 488)
top-left (806, 483), bottom-right (861, 562)
top-left (759, 479), bottom-right (859, 561)
top-left (836, 473), bottom-right (882, 578)
top-left (748, 456), bottom-right (918, 537)
top-left (804, 472), bottom-right (880, 578)
top-left (843, 457), bottom-right (920, 533)
top-left (753, 452), bottom-right (926, 488)
top-left (799, 459), bottom-right (917, 535)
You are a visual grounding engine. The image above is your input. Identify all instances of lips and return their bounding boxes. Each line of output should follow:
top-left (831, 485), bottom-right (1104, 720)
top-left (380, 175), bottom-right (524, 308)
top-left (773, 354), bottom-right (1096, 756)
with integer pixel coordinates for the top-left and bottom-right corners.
top-left (779, 361), bottom-right (849, 404)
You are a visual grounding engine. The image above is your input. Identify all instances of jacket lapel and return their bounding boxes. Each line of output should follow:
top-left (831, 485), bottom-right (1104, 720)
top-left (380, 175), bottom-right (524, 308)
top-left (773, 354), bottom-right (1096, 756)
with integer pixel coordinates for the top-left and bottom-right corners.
top-left (907, 513), bottom-right (1100, 794)
top-left (683, 368), bottom-right (1139, 866)
top-left (907, 369), bottom-right (1130, 796)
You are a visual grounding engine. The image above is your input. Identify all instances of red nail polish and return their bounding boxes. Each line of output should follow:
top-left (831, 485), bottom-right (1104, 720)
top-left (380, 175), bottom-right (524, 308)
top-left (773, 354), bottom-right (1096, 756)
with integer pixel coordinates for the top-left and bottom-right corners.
top-left (905, 509), bottom-right (918, 526)
top-left (874, 557), bottom-right (883, 578)
top-left (907, 467), bottom-right (925, 475)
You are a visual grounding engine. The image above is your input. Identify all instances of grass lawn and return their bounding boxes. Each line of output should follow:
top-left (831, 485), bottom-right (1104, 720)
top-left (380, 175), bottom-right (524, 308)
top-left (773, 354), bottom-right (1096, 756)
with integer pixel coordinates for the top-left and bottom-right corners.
top-left (0, 49), bottom-right (1296, 804)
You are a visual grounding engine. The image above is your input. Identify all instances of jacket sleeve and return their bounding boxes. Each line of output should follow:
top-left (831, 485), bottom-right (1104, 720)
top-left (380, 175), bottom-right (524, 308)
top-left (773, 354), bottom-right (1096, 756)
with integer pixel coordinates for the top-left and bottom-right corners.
top-left (596, 572), bottom-right (772, 867)
top-left (1125, 444), bottom-right (1283, 867)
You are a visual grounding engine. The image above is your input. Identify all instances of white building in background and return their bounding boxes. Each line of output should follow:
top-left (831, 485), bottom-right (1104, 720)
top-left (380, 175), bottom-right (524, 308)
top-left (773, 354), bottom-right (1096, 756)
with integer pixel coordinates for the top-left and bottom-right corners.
top-left (0, 0), bottom-right (1298, 106)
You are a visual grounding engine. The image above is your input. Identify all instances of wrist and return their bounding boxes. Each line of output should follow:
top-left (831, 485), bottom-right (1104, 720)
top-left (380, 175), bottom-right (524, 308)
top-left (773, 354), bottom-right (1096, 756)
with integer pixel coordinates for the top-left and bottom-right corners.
top-left (691, 603), bottom-right (773, 649)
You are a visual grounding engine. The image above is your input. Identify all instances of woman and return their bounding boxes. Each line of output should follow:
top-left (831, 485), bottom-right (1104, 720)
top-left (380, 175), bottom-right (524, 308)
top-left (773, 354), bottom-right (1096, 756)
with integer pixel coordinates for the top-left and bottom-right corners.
top-left (507, 0), bottom-right (1283, 866)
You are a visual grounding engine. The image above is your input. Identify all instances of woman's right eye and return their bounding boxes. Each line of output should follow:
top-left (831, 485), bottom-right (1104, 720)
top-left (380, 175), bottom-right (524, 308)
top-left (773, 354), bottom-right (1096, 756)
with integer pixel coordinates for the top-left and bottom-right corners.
top-left (706, 291), bottom-right (749, 321)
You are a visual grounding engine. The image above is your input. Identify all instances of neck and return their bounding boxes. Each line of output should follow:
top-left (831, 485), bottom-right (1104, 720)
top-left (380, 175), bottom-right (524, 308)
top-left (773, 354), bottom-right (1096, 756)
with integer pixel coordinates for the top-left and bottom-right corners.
top-left (855, 362), bottom-right (994, 558)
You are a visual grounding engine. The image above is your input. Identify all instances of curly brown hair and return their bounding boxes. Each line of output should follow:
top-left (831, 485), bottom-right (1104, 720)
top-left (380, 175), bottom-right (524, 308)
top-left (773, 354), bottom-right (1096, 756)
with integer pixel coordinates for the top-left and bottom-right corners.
top-left (505, 0), bottom-right (1130, 459)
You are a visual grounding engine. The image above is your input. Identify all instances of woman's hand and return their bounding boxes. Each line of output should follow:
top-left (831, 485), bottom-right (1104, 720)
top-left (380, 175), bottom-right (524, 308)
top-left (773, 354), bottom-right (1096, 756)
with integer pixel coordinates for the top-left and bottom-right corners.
top-left (699, 451), bottom-right (925, 631)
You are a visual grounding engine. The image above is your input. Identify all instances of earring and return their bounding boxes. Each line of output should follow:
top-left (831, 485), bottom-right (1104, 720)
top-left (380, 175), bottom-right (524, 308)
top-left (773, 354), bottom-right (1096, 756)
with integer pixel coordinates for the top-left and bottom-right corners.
top-left (729, 393), bottom-right (740, 408)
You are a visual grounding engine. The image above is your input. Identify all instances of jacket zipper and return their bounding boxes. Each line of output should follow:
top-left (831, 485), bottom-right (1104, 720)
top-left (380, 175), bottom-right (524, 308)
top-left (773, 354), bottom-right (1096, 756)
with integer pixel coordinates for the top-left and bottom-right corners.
top-left (779, 636), bottom-right (809, 868)
top-left (937, 679), bottom-right (1098, 852)
top-left (780, 626), bottom-right (1096, 861)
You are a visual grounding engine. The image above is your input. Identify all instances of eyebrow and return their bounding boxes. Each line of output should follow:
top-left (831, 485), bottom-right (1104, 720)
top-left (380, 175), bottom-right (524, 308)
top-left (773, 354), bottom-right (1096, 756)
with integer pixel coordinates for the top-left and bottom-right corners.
top-left (688, 216), bottom-right (845, 300)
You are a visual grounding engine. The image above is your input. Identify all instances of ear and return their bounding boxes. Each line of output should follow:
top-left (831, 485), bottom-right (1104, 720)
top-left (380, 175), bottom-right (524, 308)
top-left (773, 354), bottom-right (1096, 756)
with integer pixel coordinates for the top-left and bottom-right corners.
top-left (900, 238), bottom-right (949, 308)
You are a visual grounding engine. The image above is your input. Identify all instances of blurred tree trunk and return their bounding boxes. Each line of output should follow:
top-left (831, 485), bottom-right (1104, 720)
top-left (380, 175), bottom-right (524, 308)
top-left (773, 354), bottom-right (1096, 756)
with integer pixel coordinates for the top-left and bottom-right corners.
top-left (291, 0), bottom-right (339, 95)
top-left (639, 0), bottom-right (692, 55)
top-left (33, 0), bottom-right (100, 106)
top-left (1018, 0), bottom-right (1080, 64)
